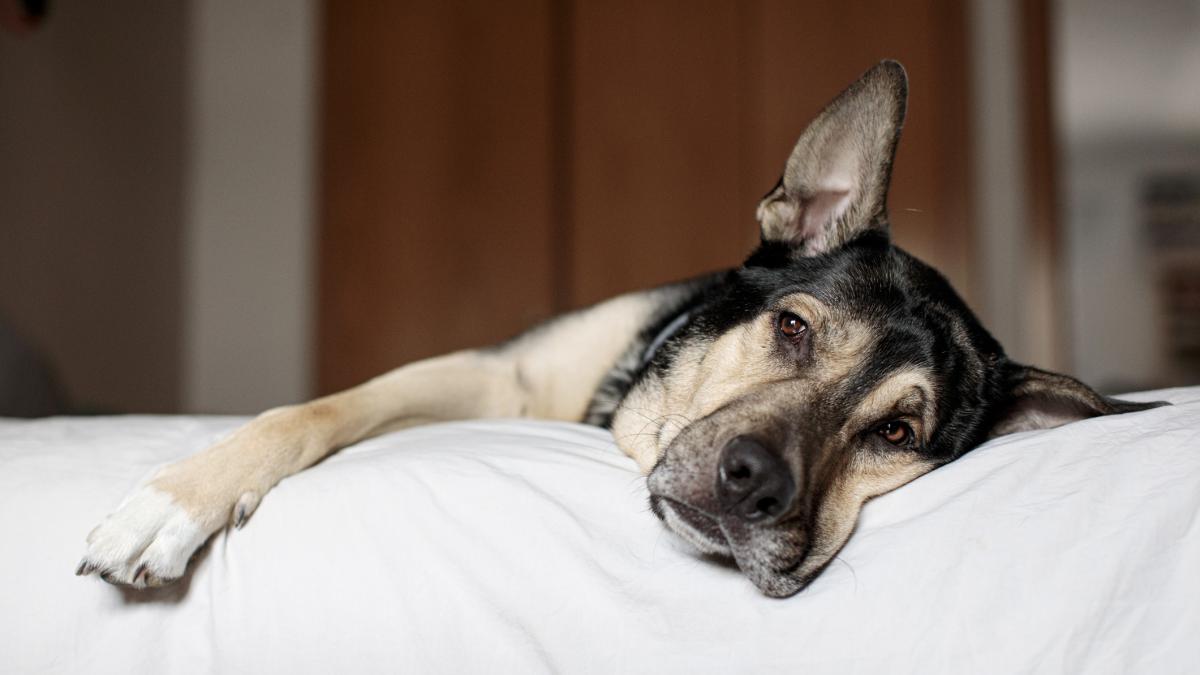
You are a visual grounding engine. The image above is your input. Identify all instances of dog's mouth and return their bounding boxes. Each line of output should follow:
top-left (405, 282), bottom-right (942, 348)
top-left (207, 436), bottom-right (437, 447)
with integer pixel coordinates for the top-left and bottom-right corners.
top-left (651, 496), bottom-right (731, 555)
top-left (653, 496), bottom-right (728, 549)
top-left (650, 495), bottom-right (812, 597)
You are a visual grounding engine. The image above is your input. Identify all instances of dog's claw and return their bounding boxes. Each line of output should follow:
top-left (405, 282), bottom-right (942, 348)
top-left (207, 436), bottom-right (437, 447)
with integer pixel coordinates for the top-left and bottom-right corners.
top-left (132, 563), bottom-right (149, 586)
top-left (232, 491), bottom-right (261, 529)
top-left (75, 559), bottom-right (94, 576)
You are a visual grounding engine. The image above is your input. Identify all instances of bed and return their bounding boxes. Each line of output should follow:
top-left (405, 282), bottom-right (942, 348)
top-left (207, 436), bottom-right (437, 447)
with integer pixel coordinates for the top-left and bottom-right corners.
top-left (2, 386), bottom-right (1198, 673)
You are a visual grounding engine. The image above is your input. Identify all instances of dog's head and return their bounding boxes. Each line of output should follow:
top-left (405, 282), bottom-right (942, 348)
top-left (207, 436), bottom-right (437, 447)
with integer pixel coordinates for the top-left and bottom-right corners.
top-left (640, 61), bottom-right (1162, 597)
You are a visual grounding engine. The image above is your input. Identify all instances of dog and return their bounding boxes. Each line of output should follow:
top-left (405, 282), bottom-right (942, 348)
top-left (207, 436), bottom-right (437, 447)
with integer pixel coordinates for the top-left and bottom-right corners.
top-left (77, 61), bottom-right (1163, 598)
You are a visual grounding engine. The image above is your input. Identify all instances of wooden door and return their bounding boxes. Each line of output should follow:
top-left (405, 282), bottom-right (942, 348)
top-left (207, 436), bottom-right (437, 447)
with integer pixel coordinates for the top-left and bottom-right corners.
top-left (318, 0), bottom-right (975, 393)
top-left (318, 2), bottom-right (557, 392)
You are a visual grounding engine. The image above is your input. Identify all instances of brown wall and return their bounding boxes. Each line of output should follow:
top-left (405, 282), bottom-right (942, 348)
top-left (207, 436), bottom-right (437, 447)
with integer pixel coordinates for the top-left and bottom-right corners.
top-left (318, 0), bottom-right (973, 394)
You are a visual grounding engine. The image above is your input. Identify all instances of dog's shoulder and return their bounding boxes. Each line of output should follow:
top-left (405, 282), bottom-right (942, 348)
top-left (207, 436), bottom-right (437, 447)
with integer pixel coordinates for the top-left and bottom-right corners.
top-left (577, 272), bottom-right (728, 427)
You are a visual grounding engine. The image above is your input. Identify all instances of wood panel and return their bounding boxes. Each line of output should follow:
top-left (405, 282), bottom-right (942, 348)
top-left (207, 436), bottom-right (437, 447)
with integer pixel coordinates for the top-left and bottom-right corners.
top-left (318, 1), bottom-right (556, 393)
top-left (317, 0), bottom-right (976, 391)
top-left (569, 0), bottom-right (753, 307)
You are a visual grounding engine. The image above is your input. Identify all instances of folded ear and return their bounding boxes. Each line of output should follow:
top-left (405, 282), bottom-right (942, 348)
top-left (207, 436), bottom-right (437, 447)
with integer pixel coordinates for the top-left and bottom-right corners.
top-left (989, 365), bottom-right (1168, 437)
top-left (757, 60), bottom-right (908, 256)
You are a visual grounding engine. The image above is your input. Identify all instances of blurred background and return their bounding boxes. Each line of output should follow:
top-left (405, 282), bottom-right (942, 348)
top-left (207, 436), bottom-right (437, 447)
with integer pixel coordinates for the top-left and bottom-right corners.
top-left (0, 0), bottom-right (1197, 417)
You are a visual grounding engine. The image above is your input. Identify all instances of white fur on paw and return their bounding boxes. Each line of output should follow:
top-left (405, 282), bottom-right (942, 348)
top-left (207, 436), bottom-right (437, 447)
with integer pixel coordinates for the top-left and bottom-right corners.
top-left (77, 486), bottom-right (209, 588)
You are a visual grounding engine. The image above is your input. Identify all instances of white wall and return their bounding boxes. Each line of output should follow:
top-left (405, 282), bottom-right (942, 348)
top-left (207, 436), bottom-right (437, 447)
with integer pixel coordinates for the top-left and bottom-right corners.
top-left (968, 0), bottom-right (1037, 365)
top-left (1056, 0), bottom-right (1200, 145)
top-left (183, 0), bottom-right (318, 413)
top-left (968, 0), bottom-right (1200, 387)
top-left (1055, 0), bottom-right (1200, 391)
top-left (1061, 142), bottom-right (1200, 390)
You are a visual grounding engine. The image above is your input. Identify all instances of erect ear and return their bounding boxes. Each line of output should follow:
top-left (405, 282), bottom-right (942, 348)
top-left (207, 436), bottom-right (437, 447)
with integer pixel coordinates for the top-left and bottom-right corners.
top-left (757, 60), bottom-right (908, 256)
top-left (989, 364), bottom-right (1168, 437)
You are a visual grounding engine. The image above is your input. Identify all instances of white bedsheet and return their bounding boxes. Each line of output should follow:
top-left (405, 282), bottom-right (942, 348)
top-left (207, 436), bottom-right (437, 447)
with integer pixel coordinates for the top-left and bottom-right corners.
top-left (2, 387), bottom-right (1198, 674)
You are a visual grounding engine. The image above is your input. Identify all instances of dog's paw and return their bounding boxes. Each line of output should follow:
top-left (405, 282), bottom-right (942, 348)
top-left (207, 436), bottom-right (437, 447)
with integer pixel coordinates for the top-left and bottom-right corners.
top-left (77, 485), bottom-right (217, 588)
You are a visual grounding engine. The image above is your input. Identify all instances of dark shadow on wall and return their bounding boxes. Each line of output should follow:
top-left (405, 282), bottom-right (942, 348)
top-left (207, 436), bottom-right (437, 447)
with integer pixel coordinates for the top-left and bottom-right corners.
top-left (0, 315), bottom-right (65, 417)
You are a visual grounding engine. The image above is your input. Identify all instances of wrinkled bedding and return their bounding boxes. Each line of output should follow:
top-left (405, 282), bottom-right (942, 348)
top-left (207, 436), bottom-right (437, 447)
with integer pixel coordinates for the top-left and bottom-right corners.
top-left (2, 387), bottom-right (1198, 673)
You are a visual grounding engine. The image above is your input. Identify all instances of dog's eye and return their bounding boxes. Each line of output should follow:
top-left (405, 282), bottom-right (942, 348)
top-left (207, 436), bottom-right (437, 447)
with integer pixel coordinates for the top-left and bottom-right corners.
top-left (877, 421), bottom-right (912, 445)
top-left (777, 312), bottom-right (808, 341)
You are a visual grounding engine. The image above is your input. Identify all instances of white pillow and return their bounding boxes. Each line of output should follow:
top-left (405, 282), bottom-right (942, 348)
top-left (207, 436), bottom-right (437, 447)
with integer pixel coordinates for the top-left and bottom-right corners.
top-left (1, 387), bottom-right (1197, 673)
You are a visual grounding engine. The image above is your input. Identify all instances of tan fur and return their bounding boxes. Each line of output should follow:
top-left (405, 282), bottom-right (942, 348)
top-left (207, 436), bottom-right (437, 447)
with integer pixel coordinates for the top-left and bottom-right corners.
top-left (150, 290), bottom-right (661, 530)
top-left (611, 292), bottom-right (873, 473)
top-left (798, 449), bottom-right (933, 580)
top-left (795, 369), bottom-right (939, 580)
top-left (842, 367), bottom-right (937, 445)
top-left (150, 350), bottom-right (529, 527)
top-left (510, 291), bottom-right (661, 421)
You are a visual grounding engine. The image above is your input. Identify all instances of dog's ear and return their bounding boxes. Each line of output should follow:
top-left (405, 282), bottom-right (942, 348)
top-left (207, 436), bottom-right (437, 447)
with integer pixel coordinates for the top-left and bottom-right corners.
top-left (989, 364), bottom-right (1168, 437)
top-left (757, 60), bottom-right (907, 256)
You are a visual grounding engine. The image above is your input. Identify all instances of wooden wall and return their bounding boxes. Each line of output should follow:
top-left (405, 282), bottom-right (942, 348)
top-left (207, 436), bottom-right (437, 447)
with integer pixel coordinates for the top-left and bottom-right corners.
top-left (318, 0), bottom-right (972, 393)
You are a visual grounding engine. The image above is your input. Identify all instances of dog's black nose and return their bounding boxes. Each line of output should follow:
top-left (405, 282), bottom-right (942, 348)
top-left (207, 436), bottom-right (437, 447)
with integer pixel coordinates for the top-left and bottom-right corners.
top-left (716, 436), bottom-right (796, 523)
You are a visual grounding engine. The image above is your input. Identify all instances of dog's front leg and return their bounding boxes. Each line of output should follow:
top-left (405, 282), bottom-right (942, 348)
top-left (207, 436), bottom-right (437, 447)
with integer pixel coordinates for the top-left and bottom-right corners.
top-left (77, 349), bottom-right (528, 588)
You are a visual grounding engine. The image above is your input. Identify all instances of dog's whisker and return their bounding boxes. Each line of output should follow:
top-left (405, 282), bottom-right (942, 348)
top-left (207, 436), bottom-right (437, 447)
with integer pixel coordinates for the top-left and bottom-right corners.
top-left (833, 555), bottom-right (858, 593)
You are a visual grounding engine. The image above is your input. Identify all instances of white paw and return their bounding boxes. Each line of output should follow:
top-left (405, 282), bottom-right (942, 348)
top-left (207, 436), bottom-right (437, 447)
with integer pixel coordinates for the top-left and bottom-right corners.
top-left (77, 486), bottom-right (212, 588)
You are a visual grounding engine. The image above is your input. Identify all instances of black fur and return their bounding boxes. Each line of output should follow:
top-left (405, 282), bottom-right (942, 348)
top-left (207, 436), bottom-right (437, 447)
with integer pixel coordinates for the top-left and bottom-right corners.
top-left (585, 228), bottom-right (1157, 462)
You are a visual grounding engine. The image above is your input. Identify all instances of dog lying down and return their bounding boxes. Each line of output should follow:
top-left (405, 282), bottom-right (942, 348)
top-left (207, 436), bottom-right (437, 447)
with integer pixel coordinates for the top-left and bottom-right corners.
top-left (78, 60), bottom-right (1164, 597)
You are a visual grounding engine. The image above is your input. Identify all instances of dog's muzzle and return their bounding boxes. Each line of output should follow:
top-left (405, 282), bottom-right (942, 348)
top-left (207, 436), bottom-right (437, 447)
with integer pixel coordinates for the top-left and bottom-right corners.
top-left (648, 431), bottom-right (815, 597)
